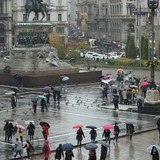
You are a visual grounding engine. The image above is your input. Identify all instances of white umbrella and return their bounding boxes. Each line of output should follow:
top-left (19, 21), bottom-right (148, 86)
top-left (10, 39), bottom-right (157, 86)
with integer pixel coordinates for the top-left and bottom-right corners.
top-left (146, 145), bottom-right (160, 152)
top-left (62, 76), bottom-right (69, 81)
top-left (101, 79), bottom-right (112, 84)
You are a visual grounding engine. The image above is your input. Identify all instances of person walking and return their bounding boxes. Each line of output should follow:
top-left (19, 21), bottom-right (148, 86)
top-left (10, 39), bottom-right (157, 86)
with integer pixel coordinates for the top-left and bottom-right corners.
top-left (14, 138), bottom-right (23, 159)
top-left (137, 98), bottom-right (143, 113)
top-left (156, 118), bottom-right (160, 138)
top-left (11, 93), bottom-right (17, 109)
top-left (19, 128), bottom-right (24, 143)
top-left (55, 144), bottom-right (64, 160)
top-left (40, 98), bottom-right (48, 112)
top-left (122, 89), bottom-right (127, 105)
top-left (151, 146), bottom-right (159, 160)
top-left (76, 127), bottom-right (85, 146)
top-left (42, 140), bottom-right (51, 160)
top-left (42, 125), bottom-right (49, 140)
top-left (64, 150), bottom-right (74, 160)
top-left (128, 124), bottom-right (135, 140)
top-left (88, 149), bottom-right (96, 160)
top-left (113, 95), bottom-right (119, 110)
top-left (27, 122), bottom-right (35, 141)
top-left (3, 121), bottom-right (9, 143)
top-left (32, 103), bottom-right (37, 113)
top-left (102, 129), bottom-right (111, 144)
top-left (23, 139), bottom-right (34, 159)
top-left (8, 122), bottom-right (15, 143)
top-left (89, 128), bottom-right (97, 142)
top-left (113, 123), bottom-right (120, 142)
top-left (100, 145), bottom-right (108, 160)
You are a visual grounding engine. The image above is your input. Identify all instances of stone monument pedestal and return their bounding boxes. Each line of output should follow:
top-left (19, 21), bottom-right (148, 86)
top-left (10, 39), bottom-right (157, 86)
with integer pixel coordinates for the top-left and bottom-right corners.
top-left (143, 89), bottom-right (160, 115)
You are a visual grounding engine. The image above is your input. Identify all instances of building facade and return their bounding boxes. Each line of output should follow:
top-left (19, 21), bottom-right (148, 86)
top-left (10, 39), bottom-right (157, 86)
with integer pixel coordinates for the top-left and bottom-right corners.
top-left (0, 0), bottom-right (12, 54)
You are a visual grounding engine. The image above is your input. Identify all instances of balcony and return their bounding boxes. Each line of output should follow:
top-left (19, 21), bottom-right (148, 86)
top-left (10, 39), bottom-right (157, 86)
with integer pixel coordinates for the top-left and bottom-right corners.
top-left (56, 6), bottom-right (65, 11)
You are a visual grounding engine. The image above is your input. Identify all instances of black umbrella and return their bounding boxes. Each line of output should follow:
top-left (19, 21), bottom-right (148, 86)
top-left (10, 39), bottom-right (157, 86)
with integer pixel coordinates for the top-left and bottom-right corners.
top-left (39, 122), bottom-right (50, 128)
top-left (133, 76), bottom-right (141, 81)
top-left (4, 119), bottom-right (14, 122)
top-left (10, 87), bottom-right (19, 93)
top-left (31, 97), bottom-right (39, 104)
top-left (86, 125), bottom-right (97, 129)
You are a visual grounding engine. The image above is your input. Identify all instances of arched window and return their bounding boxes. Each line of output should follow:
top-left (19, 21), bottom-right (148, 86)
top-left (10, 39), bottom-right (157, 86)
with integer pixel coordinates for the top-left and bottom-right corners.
top-left (0, 24), bottom-right (5, 45)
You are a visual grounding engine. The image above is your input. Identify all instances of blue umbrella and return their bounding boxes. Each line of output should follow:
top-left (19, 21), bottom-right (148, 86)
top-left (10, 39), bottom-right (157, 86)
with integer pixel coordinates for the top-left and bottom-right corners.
top-left (62, 143), bottom-right (74, 151)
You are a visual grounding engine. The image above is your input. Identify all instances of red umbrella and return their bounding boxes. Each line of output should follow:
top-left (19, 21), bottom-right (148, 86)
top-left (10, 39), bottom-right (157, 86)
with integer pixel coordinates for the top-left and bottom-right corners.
top-left (141, 81), bottom-right (149, 87)
top-left (72, 124), bottom-right (83, 129)
top-left (103, 124), bottom-right (114, 130)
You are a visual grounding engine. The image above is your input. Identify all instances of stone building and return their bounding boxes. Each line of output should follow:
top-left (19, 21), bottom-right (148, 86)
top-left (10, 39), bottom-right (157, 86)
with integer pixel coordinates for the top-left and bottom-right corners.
top-left (0, 0), bottom-right (12, 54)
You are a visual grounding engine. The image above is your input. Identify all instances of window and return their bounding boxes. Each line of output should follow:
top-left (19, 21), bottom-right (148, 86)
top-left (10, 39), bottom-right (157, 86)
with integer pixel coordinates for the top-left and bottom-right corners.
top-left (58, 0), bottom-right (62, 6)
top-left (47, 14), bottom-right (50, 21)
top-left (58, 14), bottom-right (62, 21)
top-left (56, 27), bottom-right (64, 33)
top-left (23, 14), bottom-right (26, 21)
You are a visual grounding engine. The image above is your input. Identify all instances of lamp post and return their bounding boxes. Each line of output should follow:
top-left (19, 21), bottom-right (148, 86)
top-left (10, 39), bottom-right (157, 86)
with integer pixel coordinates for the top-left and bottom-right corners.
top-left (147, 0), bottom-right (159, 88)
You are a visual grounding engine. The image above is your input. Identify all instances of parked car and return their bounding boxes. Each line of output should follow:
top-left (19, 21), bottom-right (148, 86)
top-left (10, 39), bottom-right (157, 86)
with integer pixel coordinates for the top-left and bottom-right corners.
top-left (85, 52), bottom-right (98, 59)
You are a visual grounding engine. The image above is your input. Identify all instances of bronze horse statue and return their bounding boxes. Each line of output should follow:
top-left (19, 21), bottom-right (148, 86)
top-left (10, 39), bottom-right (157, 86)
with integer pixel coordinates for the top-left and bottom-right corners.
top-left (25, 0), bottom-right (49, 21)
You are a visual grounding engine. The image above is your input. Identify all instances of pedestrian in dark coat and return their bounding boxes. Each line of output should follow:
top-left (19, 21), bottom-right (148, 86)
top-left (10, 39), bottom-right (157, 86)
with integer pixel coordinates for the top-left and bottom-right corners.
top-left (113, 123), bottom-right (120, 142)
top-left (76, 127), bottom-right (85, 145)
top-left (102, 129), bottom-right (111, 144)
top-left (89, 128), bottom-right (97, 142)
top-left (55, 144), bottom-right (64, 160)
top-left (8, 122), bottom-right (15, 143)
top-left (3, 121), bottom-right (9, 142)
top-left (113, 95), bottom-right (119, 110)
top-left (151, 146), bottom-right (159, 160)
top-left (40, 98), bottom-right (48, 112)
top-left (65, 150), bottom-right (74, 160)
top-left (156, 118), bottom-right (160, 138)
top-left (27, 122), bottom-right (35, 141)
top-left (32, 103), bottom-right (37, 113)
top-left (100, 145), bottom-right (107, 160)
top-left (11, 93), bottom-right (17, 109)
top-left (23, 139), bottom-right (34, 159)
top-left (128, 124), bottom-right (135, 140)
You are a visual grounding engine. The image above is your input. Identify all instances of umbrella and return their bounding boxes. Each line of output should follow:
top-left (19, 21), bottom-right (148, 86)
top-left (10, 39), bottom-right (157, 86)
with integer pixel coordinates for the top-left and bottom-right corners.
top-left (62, 143), bottom-right (74, 151)
top-left (146, 145), bottom-right (160, 152)
top-left (72, 124), bottom-right (83, 129)
top-left (98, 141), bottom-right (110, 148)
top-left (40, 122), bottom-right (50, 128)
top-left (42, 86), bottom-right (50, 93)
top-left (133, 76), bottom-right (141, 81)
top-left (103, 75), bottom-right (112, 79)
top-left (129, 85), bottom-right (138, 88)
top-left (5, 91), bottom-right (15, 96)
top-left (31, 97), bottom-right (39, 103)
top-left (86, 125), bottom-right (97, 129)
top-left (16, 124), bottom-right (26, 130)
top-left (141, 81), bottom-right (149, 87)
top-left (117, 68), bottom-right (124, 72)
top-left (62, 76), bottom-right (69, 81)
top-left (52, 86), bottom-right (62, 92)
top-left (38, 95), bottom-right (46, 99)
top-left (137, 95), bottom-right (144, 100)
top-left (4, 119), bottom-right (14, 122)
top-left (84, 143), bottom-right (98, 150)
top-left (103, 124), bottom-right (114, 130)
top-left (10, 87), bottom-right (19, 93)
top-left (101, 79), bottom-right (112, 84)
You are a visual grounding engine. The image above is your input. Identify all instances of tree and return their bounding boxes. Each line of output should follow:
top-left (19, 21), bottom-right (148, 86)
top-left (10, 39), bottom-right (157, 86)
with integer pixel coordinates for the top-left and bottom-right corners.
top-left (127, 35), bottom-right (136, 59)
top-left (125, 34), bottom-right (130, 57)
top-left (49, 32), bottom-right (66, 59)
top-left (75, 41), bottom-right (91, 50)
top-left (141, 36), bottom-right (149, 60)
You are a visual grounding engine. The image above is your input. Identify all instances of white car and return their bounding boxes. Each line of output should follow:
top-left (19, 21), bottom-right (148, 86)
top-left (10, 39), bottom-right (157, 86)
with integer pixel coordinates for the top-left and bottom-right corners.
top-left (85, 52), bottom-right (98, 59)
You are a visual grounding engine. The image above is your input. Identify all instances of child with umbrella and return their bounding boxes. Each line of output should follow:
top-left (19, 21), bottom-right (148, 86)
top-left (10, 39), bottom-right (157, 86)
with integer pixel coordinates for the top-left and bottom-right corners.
top-left (40, 122), bottom-right (50, 140)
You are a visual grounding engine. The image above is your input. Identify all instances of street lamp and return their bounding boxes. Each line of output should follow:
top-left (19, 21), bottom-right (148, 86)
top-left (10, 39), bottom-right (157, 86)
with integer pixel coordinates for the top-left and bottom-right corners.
top-left (147, 0), bottom-right (159, 88)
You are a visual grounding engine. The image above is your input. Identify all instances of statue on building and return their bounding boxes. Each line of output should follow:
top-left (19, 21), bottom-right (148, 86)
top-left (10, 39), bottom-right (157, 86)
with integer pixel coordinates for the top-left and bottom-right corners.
top-left (25, 0), bottom-right (49, 21)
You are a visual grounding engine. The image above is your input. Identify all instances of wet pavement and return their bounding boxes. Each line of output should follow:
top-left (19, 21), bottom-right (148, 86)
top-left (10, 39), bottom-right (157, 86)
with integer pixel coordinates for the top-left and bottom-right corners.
top-left (0, 83), bottom-right (159, 160)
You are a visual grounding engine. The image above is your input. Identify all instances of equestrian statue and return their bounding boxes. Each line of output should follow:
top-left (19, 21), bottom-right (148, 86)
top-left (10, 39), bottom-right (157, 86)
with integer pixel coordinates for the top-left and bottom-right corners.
top-left (25, 0), bottom-right (49, 21)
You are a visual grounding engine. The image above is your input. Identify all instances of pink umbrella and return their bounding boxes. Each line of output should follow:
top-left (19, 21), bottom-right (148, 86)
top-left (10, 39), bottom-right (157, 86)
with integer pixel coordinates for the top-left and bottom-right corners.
top-left (103, 75), bottom-right (112, 79)
top-left (103, 124), bottom-right (114, 130)
top-left (141, 81), bottom-right (149, 87)
top-left (16, 124), bottom-right (26, 131)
